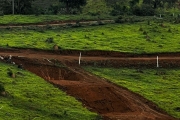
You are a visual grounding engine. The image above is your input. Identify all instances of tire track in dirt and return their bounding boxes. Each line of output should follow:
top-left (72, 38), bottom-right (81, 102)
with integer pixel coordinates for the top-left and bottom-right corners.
top-left (0, 48), bottom-right (179, 120)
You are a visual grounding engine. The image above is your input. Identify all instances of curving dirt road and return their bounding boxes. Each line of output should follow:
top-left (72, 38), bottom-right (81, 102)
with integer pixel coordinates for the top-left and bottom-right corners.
top-left (0, 48), bottom-right (179, 120)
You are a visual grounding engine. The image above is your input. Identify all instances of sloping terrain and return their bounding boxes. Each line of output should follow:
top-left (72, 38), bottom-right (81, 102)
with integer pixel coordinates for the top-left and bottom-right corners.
top-left (0, 48), bottom-right (178, 120)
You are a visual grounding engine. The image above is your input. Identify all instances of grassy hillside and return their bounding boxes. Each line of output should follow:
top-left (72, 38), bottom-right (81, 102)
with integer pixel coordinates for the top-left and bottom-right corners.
top-left (0, 62), bottom-right (98, 120)
top-left (0, 15), bottom-right (113, 25)
top-left (0, 21), bottom-right (180, 53)
top-left (84, 66), bottom-right (180, 118)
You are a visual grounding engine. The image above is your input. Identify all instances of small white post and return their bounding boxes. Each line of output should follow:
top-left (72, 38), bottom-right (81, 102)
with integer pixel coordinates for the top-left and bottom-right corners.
top-left (79, 52), bottom-right (81, 65)
top-left (157, 56), bottom-right (159, 68)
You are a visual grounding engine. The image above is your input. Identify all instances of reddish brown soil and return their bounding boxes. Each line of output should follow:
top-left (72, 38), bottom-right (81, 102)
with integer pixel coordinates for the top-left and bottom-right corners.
top-left (0, 48), bottom-right (179, 120)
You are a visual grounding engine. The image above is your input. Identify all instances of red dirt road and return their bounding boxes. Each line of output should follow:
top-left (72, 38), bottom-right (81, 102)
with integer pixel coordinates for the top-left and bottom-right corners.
top-left (0, 48), bottom-right (179, 120)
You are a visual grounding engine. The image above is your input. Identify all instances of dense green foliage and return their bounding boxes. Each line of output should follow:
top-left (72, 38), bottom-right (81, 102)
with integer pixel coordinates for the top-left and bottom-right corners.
top-left (0, 20), bottom-right (180, 53)
top-left (84, 66), bottom-right (180, 118)
top-left (0, 84), bottom-right (5, 93)
top-left (0, 62), bottom-right (98, 120)
top-left (0, 0), bottom-right (35, 15)
top-left (60, 0), bottom-right (86, 14)
top-left (83, 0), bottom-right (111, 16)
top-left (0, 0), bottom-right (180, 16)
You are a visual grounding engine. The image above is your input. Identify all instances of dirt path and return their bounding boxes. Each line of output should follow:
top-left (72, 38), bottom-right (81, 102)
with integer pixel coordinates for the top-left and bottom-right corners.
top-left (0, 48), bottom-right (178, 120)
top-left (0, 20), bottom-right (114, 29)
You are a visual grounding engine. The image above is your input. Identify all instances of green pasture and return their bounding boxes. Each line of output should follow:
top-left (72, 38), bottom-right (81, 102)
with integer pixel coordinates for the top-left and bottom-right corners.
top-left (0, 21), bottom-right (180, 53)
top-left (0, 62), bottom-right (98, 120)
top-left (0, 15), bottom-right (113, 25)
top-left (84, 66), bottom-right (180, 118)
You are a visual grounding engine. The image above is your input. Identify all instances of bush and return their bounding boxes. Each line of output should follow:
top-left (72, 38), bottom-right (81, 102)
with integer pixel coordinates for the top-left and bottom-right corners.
top-left (0, 11), bottom-right (4, 16)
top-left (97, 20), bottom-right (105, 25)
top-left (110, 9), bottom-right (122, 16)
top-left (0, 84), bottom-right (5, 93)
top-left (115, 15), bottom-right (125, 23)
top-left (110, 5), bottom-right (129, 16)
top-left (45, 37), bottom-right (54, 43)
top-left (7, 69), bottom-right (16, 78)
top-left (141, 4), bottom-right (155, 16)
top-left (132, 4), bottom-right (155, 16)
top-left (132, 5), bottom-right (141, 16)
top-left (48, 5), bottom-right (59, 15)
top-left (139, 27), bottom-right (143, 31)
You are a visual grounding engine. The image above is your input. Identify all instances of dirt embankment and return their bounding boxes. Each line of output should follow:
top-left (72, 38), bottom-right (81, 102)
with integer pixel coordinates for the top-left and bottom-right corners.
top-left (10, 56), bottom-right (176, 120)
top-left (1, 48), bottom-right (180, 68)
top-left (0, 48), bottom-right (177, 120)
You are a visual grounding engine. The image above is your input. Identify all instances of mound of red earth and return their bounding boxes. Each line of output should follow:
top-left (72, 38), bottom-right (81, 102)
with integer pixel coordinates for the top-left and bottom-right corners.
top-left (0, 48), bottom-right (178, 120)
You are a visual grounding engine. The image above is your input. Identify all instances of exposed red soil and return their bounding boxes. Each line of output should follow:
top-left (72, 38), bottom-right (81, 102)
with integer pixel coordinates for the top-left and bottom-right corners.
top-left (0, 48), bottom-right (179, 120)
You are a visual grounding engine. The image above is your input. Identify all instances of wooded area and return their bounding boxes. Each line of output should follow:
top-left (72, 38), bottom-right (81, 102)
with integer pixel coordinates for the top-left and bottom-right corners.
top-left (0, 0), bottom-right (179, 16)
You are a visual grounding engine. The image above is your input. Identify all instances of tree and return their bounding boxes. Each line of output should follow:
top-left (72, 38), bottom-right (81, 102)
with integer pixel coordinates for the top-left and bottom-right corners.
top-left (143, 0), bottom-right (162, 9)
top-left (164, 0), bottom-right (178, 8)
top-left (129, 0), bottom-right (140, 13)
top-left (143, 0), bottom-right (178, 9)
top-left (59, 0), bottom-right (86, 13)
top-left (129, 0), bottom-right (139, 8)
top-left (105, 0), bottom-right (130, 15)
top-left (105, 0), bottom-right (129, 7)
top-left (83, 0), bottom-right (111, 16)
top-left (15, 0), bottom-right (34, 14)
top-left (0, 0), bottom-right (34, 14)
top-left (0, 0), bottom-right (11, 14)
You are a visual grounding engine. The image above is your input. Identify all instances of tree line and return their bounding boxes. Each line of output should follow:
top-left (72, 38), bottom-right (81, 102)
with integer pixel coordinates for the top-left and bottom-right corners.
top-left (0, 0), bottom-right (179, 16)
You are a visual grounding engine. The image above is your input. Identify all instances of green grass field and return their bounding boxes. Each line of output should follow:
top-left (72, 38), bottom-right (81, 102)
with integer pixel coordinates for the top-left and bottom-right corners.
top-left (0, 62), bottom-right (98, 120)
top-left (0, 15), bottom-right (180, 119)
top-left (0, 15), bottom-right (113, 25)
top-left (0, 21), bottom-right (180, 53)
top-left (84, 66), bottom-right (180, 118)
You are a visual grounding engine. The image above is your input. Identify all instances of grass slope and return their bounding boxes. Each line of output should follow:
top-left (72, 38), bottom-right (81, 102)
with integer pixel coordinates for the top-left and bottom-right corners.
top-left (84, 66), bottom-right (180, 118)
top-left (0, 15), bottom-right (113, 25)
top-left (0, 62), bottom-right (98, 120)
top-left (0, 21), bottom-right (180, 53)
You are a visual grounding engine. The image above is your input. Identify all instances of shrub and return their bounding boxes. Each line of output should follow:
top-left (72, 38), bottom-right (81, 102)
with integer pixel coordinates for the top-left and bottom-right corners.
top-left (0, 11), bottom-right (4, 16)
top-left (110, 9), bottom-right (121, 16)
top-left (146, 35), bottom-right (150, 41)
top-left (45, 37), bottom-right (54, 43)
top-left (7, 69), bottom-right (16, 78)
top-left (141, 4), bottom-right (155, 16)
top-left (168, 28), bottom-right (172, 33)
top-left (115, 15), bottom-right (125, 23)
top-left (174, 107), bottom-right (180, 112)
top-left (0, 84), bottom-right (5, 93)
top-left (143, 31), bottom-right (147, 35)
top-left (132, 5), bottom-right (141, 16)
top-left (97, 20), bottom-right (105, 25)
top-left (132, 4), bottom-right (155, 16)
top-left (139, 27), bottom-right (143, 31)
